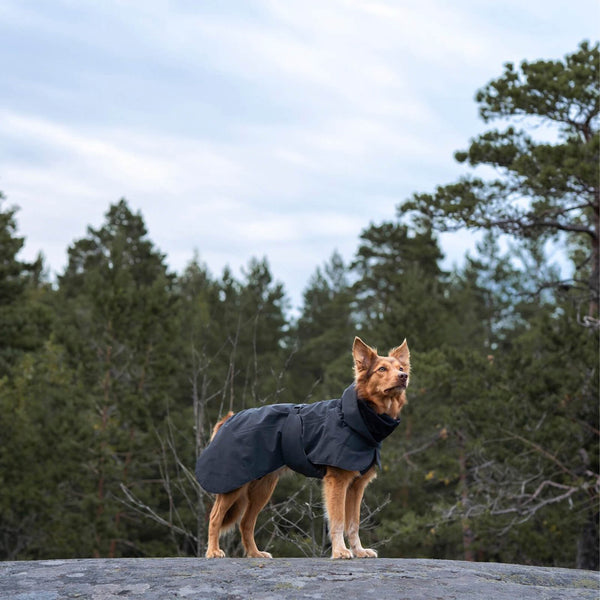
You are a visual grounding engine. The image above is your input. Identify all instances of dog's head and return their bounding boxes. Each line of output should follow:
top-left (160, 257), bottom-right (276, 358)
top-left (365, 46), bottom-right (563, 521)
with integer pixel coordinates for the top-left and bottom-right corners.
top-left (352, 336), bottom-right (410, 419)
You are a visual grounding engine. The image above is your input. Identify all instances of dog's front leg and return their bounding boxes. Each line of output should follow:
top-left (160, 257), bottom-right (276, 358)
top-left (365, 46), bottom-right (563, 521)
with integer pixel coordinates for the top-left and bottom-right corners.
top-left (345, 467), bottom-right (378, 558)
top-left (323, 467), bottom-right (357, 559)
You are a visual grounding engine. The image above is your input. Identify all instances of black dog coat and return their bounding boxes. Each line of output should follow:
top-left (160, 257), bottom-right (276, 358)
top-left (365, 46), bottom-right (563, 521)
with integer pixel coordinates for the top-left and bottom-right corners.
top-left (195, 384), bottom-right (401, 494)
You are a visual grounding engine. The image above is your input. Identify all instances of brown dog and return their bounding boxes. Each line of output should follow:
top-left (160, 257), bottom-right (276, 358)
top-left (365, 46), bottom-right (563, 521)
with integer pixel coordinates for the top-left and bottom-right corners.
top-left (202, 336), bottom-right (410, 559)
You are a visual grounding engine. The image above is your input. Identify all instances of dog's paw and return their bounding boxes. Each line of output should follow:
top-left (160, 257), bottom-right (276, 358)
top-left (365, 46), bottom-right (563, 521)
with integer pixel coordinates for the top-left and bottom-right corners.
top-left (247, 550), bottom-right (273, 559)
top-left (331, 547), bottom-right (353, 560)
top-left (205, 548), bottom-right (226, 558)
top-left (354, 548), bottom-right (377, 558)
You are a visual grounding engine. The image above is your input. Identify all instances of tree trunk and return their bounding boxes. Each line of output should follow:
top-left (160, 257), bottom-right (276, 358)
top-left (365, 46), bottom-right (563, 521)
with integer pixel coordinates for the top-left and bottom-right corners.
top-left (589, 189), bottom-right (599, 319)
top-left (457, 431), bottom-right (474, 561)
top-left (577, 505), bottom-right (599, 570)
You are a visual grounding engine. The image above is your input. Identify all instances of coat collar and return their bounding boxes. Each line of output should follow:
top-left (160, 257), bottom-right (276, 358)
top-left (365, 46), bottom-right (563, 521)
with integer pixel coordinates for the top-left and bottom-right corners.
top-left (340, 383), bottom-right (400, 445)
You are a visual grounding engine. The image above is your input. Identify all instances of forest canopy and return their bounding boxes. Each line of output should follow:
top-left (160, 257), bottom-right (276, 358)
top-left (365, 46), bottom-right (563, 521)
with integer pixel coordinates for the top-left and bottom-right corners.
top-left (0, 41), bottom-right (598, 569)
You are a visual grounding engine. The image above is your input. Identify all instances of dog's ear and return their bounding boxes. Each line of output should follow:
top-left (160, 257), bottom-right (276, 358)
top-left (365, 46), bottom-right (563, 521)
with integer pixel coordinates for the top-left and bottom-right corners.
top-left (353, 336), bottom-right (377, 372)
top-left (389, 339), bottom-right (410, 364)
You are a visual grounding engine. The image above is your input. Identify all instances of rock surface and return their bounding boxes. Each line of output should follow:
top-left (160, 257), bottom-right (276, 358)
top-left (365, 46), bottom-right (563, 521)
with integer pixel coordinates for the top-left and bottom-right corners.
top-left (1, 557), bottom-right (598, 600)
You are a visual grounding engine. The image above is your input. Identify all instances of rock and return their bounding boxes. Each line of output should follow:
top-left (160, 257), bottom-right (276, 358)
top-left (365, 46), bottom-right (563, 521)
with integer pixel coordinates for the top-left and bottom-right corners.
top-left (1, 558), bottom-right (598, 600)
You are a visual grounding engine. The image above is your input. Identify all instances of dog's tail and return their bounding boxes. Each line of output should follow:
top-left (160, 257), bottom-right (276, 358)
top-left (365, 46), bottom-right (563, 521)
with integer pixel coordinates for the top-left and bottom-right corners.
top-left (210, 411), bottom-right (234, 441)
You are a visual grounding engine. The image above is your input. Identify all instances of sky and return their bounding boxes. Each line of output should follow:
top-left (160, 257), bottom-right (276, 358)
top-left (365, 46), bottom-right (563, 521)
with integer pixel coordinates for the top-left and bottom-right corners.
top-left (1, 1), bottom-right (597, 312)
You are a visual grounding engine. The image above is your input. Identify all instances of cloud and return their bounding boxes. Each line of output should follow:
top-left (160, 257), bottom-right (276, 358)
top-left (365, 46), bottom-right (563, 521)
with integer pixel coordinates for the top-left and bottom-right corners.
top-left (1, 0), bottom-right (597, 310)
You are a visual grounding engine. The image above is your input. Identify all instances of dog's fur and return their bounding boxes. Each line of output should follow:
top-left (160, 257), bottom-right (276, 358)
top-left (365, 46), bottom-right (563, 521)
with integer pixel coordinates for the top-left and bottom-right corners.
top-left (204, 336), bottom-right (410, 559)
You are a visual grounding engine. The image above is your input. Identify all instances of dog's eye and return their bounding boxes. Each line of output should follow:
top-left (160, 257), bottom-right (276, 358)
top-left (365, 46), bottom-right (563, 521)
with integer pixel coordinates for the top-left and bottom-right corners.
top-left (398, 367), bottom-right (404, 372)
top-left (378, 366), bottom-right (387, 372)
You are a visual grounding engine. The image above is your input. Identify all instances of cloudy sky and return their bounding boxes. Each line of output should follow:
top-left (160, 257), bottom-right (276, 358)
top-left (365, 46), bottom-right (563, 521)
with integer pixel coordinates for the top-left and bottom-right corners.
top-left (1, 1), bottom-right (597, 311)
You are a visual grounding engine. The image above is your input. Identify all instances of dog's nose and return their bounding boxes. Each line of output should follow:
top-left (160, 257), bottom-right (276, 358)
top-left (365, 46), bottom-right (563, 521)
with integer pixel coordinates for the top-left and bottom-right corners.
top-left (398, 371), bottom-right (408, 383)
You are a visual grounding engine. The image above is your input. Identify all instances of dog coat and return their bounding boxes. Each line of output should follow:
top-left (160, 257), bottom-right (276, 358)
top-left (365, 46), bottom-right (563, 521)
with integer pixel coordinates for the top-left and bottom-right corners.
top-left (195, 383), bottom-right (401, 494)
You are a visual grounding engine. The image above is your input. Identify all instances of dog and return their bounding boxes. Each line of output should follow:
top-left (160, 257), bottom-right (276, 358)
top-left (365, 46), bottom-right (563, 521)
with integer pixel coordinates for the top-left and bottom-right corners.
top-left (195, 336), bottom-right (410, 559)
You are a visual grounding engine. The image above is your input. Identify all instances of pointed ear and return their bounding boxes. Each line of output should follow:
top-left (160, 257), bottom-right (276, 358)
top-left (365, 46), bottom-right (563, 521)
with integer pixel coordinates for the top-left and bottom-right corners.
top-left (389, 339), bottom-right (410, 363)
top-left (353, 336), bottom-right (377, 372)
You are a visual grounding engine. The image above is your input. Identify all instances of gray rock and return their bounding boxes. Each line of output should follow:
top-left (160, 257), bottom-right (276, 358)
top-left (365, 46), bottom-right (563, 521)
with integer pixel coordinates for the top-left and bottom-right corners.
top-left (1, 558), bottom-right (598, 600)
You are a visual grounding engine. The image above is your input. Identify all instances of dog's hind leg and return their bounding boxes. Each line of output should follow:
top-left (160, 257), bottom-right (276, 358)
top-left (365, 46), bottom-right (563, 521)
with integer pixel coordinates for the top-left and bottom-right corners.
top-left (239, 472), bottom-right (280, 558)
top-left (345, 466), bottom-right (377, 558)
top-left (323, 466), bottom-right (357, 559)
top-left (206, 487), bottom-right (245, 558)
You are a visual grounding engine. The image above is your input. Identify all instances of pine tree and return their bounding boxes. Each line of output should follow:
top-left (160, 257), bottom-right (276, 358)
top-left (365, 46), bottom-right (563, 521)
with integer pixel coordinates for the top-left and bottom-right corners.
top-left (397, 41), bottom-right (599, 568)
top-left (0, 194), bottom-right (51, 376)
top-left (0, 342), bottom-right (92, 559)
top-left (54, 199), bottom-right (179, 557)
top-left (351, 222), bottom-right (449, 351)
top-left (402, 41), bottom-right (599, 324)
top-left (291, 251), bottom-right (356, 399)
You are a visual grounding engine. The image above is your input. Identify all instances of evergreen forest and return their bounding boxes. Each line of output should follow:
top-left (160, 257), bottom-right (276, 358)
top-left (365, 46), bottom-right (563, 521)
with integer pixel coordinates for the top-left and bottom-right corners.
top-left (1, 42), bottom-right (598, 570)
